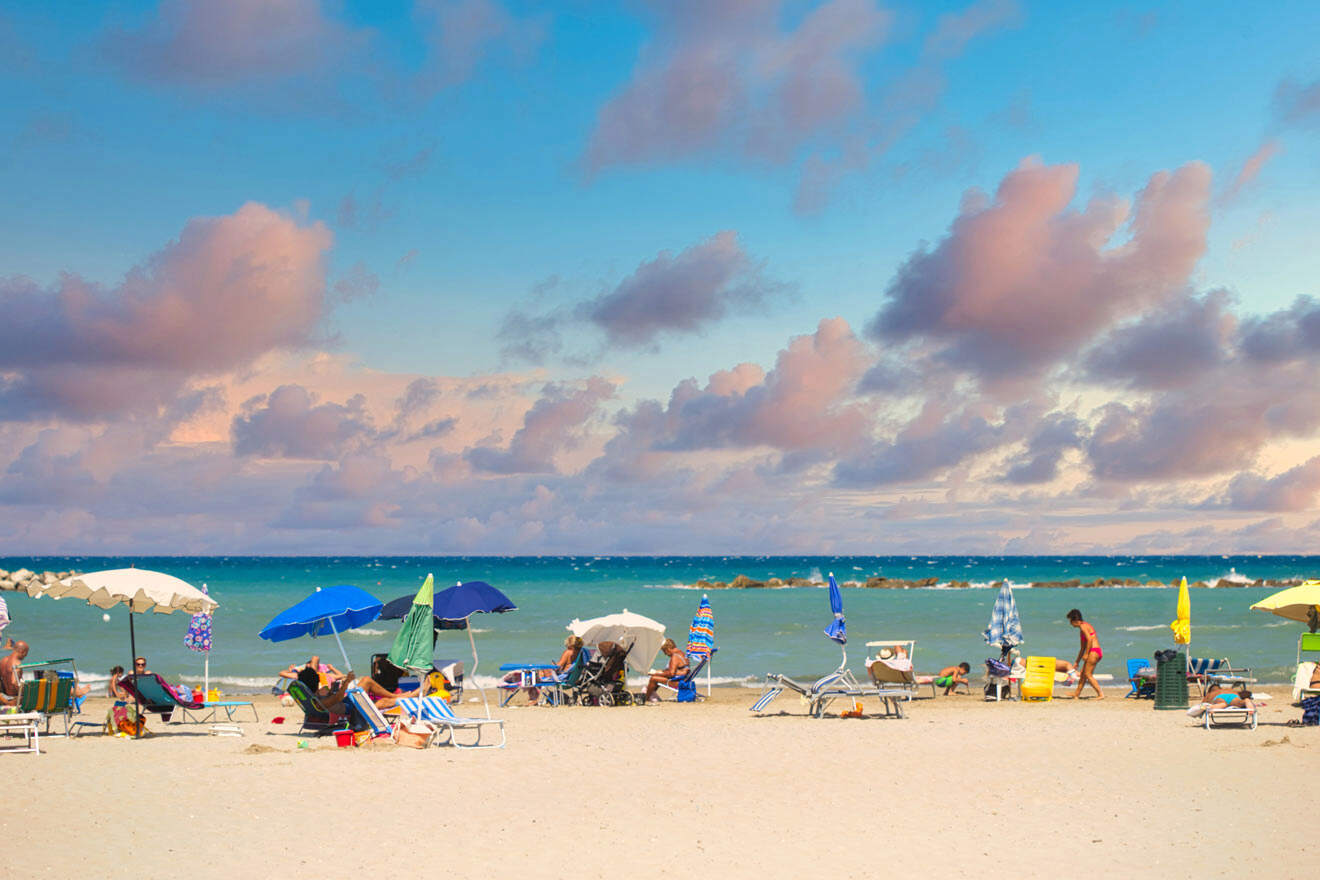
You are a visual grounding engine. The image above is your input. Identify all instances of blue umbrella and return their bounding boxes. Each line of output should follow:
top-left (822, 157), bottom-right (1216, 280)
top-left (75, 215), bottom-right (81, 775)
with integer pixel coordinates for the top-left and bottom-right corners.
top-left (824, 572), bottom-right (848, 672)
top-left (432, 580), bottom-right (517, 715)
top-left (983, 580), bottom-right (1024, 657)
top-left (258, 584), bottom-right (383, 672)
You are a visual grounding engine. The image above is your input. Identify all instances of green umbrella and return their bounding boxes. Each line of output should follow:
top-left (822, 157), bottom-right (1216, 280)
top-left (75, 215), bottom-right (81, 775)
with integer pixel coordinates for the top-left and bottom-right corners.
top-left (387, 573), bottom-right (435, 677)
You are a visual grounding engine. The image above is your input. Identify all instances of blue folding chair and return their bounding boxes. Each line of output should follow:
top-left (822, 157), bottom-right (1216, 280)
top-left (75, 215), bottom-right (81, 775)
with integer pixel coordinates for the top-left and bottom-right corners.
top-left (1125, 658), bottom-right (1154, 698)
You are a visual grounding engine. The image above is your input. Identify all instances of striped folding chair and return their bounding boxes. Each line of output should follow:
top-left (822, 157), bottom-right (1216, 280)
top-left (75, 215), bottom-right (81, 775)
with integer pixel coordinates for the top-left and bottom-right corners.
top-left (395, 695), bottom-right (505, 749)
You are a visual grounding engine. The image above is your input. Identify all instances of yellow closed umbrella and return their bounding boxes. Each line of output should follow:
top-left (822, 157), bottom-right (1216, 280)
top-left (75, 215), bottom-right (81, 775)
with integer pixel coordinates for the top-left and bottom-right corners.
top-left (1170, 576), bottom-right (1191, 645)
top-left (1250, 580), bottom-right (1320, 633)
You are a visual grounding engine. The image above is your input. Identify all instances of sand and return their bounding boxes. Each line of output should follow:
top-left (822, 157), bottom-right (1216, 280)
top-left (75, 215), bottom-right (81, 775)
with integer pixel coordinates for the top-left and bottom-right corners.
top-left (2, 686), bottom-right (1312, 879)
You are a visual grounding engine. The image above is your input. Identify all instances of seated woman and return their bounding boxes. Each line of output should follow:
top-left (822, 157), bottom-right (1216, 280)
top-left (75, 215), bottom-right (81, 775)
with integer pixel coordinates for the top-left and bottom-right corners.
top-left (295, 666), bottom-right (355, 715)
top-left (501, 636), bottom-right (585, 704)
top-left (644, 638), bottom-right (690, 703)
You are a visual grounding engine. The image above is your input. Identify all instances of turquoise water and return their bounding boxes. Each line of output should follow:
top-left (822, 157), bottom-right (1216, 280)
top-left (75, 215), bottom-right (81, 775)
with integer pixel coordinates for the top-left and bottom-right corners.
top-left (2, 555), bottom-right (1315, 691)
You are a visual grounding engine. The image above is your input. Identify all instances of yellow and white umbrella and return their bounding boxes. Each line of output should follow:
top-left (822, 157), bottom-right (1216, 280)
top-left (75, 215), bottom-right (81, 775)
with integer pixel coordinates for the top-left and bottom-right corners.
top-left (1250, 580), bottom-right (1320, 633)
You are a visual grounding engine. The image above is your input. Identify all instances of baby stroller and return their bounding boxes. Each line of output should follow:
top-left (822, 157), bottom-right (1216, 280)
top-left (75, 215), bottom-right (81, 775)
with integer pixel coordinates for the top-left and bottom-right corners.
top-left (574, 641), bottom-right (637, 706)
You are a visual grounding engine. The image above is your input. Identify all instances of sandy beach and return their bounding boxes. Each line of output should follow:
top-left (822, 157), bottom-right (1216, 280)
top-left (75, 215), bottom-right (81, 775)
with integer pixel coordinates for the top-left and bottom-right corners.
top-left (3, 686), bottom-right (1311, 879)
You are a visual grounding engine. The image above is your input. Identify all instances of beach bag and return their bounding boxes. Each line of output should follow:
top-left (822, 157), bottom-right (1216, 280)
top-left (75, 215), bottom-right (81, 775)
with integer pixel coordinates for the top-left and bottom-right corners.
top-left (985, 658), bottom-right (1010, 678)
top-left (107, 703), bottom-right (147, 736)
top-left (1302, 695), bottom-right (1320, 727)
top-left (676, 679), bottom-right (697, 703)
top-left (392, 718), bottom-right (435, 749)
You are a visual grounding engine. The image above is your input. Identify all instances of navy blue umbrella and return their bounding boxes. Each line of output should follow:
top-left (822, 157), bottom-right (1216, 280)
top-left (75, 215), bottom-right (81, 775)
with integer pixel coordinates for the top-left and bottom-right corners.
top-left (258, 584), bottom-right (383, 672)
top-left (824, 572), bottom-right (848, 672)
top-left (430, 580), bottom-right (516, 715)
top-left (380, 594), bottom-right (468, 630)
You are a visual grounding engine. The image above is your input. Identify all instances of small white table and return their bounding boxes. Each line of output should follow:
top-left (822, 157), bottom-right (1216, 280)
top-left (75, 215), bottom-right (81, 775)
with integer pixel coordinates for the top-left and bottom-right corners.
top-left (0, 712), bottom-right (41, 755)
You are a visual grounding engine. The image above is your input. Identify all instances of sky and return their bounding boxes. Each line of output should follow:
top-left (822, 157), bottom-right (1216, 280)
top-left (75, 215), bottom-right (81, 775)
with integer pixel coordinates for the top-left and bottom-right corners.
top-left (2, 0), bottom-right (1320, 555)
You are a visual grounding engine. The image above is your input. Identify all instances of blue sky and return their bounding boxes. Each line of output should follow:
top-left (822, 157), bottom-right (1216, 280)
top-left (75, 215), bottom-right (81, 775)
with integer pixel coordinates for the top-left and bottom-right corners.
top-left (2, 0), bottom-right (1319, 554)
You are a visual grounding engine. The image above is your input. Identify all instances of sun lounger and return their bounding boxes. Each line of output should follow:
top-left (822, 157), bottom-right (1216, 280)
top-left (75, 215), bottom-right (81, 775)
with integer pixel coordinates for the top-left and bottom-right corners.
top-left (1293, 661), bottom-right (1320, 703)
top-left (1126, 658), bottom-right (1155, 698)
top-left (395, 695), bottom-right (505, 749)
top-left (119, 673), bottom-right (203, 724)
top-left (750, 668), bottom-right (895, 718)
top-left (1020, 656), bottom-right (1054, 701)
top-left (864, 659), bottom-right (917, 717)
top-left (0, 712), bottom-right (41, 754)
top-left (1203, 703), bottom-right (1257, 730)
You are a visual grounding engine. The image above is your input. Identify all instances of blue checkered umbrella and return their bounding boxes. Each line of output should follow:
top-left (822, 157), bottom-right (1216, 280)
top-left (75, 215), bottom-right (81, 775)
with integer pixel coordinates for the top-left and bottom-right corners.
top-left (983, 581), bottom-right (1024, 655)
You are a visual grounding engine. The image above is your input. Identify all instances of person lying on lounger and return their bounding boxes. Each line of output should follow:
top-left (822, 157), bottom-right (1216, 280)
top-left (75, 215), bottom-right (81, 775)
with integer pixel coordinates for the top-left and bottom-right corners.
top-left (934, 663), bottom-right (971, 694)
top-left (296, 667), bottom-right (356, 714)
top-left (280, 655), bottom-right (345, 687)
top-left (1187, 685), bottom-right (1255, 717)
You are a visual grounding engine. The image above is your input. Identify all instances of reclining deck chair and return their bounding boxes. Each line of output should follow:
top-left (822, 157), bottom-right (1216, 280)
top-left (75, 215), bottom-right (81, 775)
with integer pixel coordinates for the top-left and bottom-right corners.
top-left (285, 679), bottom-right (350, 736)
top-left (1126, 658), bottom-right (1156, 698)
top-left (657, 648), bottom-right (716, 702)
top-left (1294, 634), bottom-right (1320, 703)
top-left (750, 667), bottom-right (884, 718)
top-left (865, 659), bottom-right (917, 718)
top-left (119, 673), bottom-right (203, 723)
top-left (1019, 656), bottom-right (1055, 701)
top-left (395, 695), bottom-right (505, 748)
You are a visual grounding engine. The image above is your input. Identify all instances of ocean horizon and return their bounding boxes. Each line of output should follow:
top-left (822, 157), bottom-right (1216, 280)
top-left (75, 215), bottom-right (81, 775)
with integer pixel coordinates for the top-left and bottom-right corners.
top-left (5, 554), bottom-right (1315, 692)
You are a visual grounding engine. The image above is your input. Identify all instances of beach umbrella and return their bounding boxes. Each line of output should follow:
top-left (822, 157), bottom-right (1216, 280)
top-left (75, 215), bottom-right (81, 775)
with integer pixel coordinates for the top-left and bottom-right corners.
top-left (1250, 580), bottom-right (1320, 633)
top-left (258, 584), bottom-right (382, 673)
top-left (0, 595), bottom-right (9, 640)
top-left (431, 580), bottom-right (517, 715)
top-left (1170, 576), bottom-right (1191, 645)
top-left (568, 610), bottom-right (665, 674)
top-left (3, 568), bottom-right (218, 738)
top-left (387, 573), bottom-right (435, 679)
top-left (982, 580), bottom-right (1024, 658)
top-left (183, 583), bottom-right (214, 697)
top-left (379, 593), bottom-right (468, 631)
top-left (822, 571), bottom-right (848, 674)
top-left (686, 594), bottom-right (715, 696)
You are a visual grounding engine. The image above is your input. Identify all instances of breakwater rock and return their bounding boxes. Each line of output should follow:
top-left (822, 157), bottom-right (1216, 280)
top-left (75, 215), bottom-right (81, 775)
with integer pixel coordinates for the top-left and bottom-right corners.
top-left (690, 574), bottom-right (1307, 590)
top-left (0, 569), bottom-right (78, 593)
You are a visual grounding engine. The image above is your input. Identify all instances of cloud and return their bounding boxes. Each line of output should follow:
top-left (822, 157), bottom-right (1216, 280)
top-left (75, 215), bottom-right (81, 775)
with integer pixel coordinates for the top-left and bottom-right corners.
top-left (232, 384), bottom-right (374, 459)
top-left (1238, 295), bottom-right (1320, 363)
top-left (101, 0), bottom-right (369, 88)
top-left (0, 202), bottom-right (331, 421)
top-left (412, 0), bottom-right (546, 92)
top-left (500, 231), bottom-right (788, 361)
top-left (1220, 140), bottom-right (1279, 205)
top-left (1274, 76), bottom-right (1320, 126)
top-left (1225, 457), bottom-right (1320, 512)
top-left (1082, 291), bottom-right (1235, 390)
top-left (465, 378), bottom-right (615, 474)
top-left (867, 158), bottom-right (1212, 384)
top-left (1002, 412), bottom-right (1085, 485)
top-left (584, 0), bottom-right (891, 171)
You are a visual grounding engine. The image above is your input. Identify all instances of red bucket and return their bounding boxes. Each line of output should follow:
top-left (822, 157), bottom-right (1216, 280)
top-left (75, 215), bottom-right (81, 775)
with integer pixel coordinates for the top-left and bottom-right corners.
top-left (334, 729), bottom-right (354, 748)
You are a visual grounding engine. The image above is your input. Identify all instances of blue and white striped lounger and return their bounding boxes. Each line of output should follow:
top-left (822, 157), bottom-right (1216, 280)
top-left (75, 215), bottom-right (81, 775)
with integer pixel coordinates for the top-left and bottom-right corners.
top-left (396, 696), bottom-right (506, 749)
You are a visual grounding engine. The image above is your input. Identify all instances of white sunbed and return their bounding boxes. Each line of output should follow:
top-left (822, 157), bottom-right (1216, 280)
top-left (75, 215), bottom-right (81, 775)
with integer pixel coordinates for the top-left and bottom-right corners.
top-left (0, 712), bottom-right (41, 755)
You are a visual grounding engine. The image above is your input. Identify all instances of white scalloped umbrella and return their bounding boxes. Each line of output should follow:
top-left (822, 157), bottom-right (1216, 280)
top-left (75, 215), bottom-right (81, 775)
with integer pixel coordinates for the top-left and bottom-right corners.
top-left (4, 568), bottom-right (217, 737)
top-left (567, 610), bottom-right (666, 674)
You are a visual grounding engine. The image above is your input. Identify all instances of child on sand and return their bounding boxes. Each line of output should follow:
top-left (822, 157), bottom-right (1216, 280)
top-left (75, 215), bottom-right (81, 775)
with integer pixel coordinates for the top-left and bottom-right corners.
top-left (934, 663), bottom-right (971, 694)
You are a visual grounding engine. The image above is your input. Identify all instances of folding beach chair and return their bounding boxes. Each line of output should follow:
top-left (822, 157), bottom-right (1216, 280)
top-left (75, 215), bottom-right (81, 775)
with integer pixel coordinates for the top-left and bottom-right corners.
top-left (285, 680), bottom-right (349, 736)
top-left (395, 695), bottom-right (505, 749)
top-left (343, 688), bottom-right (392, 739)
top-left (865, 659), bottom-right (917, 718)
top-left (1126, 659), bottom-right (1155, 699)
top-left (657, 649), bottom-right (716, 702)
top-left (18, 676), bottom-right (75, 735)
top-left (119, 673), bottom-right (203, 723)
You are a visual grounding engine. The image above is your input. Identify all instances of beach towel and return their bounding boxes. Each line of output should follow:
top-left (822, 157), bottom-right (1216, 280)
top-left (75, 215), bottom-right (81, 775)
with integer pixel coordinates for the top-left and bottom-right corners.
top-left (1302, 695), bottom-right (1320, 727)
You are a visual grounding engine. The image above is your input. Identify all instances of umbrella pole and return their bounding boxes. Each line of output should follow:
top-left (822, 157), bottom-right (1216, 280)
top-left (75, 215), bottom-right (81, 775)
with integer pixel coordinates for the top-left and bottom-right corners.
top-left (129, 611), bottom-right (141, 740)
top-left (467, 625), bottom-right (491, 718)
top-left (203, 651), bottom-right (209, 699)
top-left (328, 617), bottom-right (352, 673)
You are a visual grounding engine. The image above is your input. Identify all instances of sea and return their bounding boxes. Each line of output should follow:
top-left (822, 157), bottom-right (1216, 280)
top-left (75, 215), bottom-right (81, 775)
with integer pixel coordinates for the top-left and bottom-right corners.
top-left (2, 555), bottom-right (1315, 693)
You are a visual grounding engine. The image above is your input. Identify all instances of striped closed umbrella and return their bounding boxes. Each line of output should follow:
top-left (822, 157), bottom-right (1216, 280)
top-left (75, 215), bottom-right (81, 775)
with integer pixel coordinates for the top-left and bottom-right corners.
top-left (686, 594), bottom-right (714, 657)
top-left (983, 581), bottom-right (1024, 655)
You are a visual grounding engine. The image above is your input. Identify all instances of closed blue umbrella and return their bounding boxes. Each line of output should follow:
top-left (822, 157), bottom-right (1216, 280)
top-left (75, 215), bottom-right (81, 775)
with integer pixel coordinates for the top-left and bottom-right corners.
top-left (258, 584), bottom-right (383, 672)
top-left (983, 580), bottom-right (1024, 657)
top-left (824, 571), bottom-right (848, 673)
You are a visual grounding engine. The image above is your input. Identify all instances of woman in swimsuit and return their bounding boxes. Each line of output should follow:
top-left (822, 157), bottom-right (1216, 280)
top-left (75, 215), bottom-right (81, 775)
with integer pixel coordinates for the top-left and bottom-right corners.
top-left (1067, 609), bottom-right (1105, 700)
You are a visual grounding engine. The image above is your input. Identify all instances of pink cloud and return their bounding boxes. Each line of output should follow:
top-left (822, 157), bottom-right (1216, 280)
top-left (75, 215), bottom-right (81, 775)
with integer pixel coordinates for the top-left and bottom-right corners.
top-left (413, 0), bottom-right (546, 92)
top-left (1220, 140), bottom-right (1280, 205)
top-left (465, 378), bottom-right (615, 474)
top-left (869, 157), bottom-right (1212, 383)
top-left (232, 385), bottom-right (374, 460)
top-left (0, 203), bottom-right (332, 420)
top-left (1226, 456), bottom-right (1320, 512)
top-left (584, 0), bottom-right (891, 171)
top-left (102, 0), bottom-right (369, 87)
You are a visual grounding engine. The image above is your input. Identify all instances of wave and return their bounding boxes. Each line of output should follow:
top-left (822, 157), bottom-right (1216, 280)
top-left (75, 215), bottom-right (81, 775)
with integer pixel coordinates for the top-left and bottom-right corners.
top-left (346, 627), bottom-right (389, 636)
top-left (1116, 624), bottom-right (1169, 632)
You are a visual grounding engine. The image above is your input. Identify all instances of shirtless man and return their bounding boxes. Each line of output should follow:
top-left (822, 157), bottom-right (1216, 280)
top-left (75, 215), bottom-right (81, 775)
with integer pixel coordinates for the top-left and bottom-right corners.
top-left (644, 639), bottom-right (690, 703)
top-left (0, 640), bottom-right (28, 705)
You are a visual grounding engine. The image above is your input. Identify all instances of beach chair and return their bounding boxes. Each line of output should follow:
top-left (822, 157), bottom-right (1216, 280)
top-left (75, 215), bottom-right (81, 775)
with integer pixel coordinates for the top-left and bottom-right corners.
top-left (1203, 702), bottom-right (1258, 730)
top-left (1293, 661), bottom-right (1320, 703)
top-left (750, 668), bottom-right (885, 718)
top-left (865, 659), bottom-right (917, 717)
top-left (1126, 658), bottom-right (1155, 699)
top-left (395, 695), bottom-right (505, 749)
top-left (119, 673), bottom-right (203, 723)
top-left (1019, 656), bottom-right (1055, 701)
top-left (0, 712), bottom-right (41, 755)
top-left (343, 687), bottom-right (392, 739)
top-left (285, 680), bottom-right (349, 736)
top-left (657, 649), bottom-right (716, 702)
top-left (17, 676), bottom-right (75, 735)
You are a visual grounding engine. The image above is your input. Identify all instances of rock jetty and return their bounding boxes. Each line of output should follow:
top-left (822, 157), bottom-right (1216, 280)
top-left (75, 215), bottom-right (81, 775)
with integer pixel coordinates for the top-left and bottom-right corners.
top-left (0, 569), bottom-right (78, 593)
top-left (688, 573), bottom-right (1307, 590)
